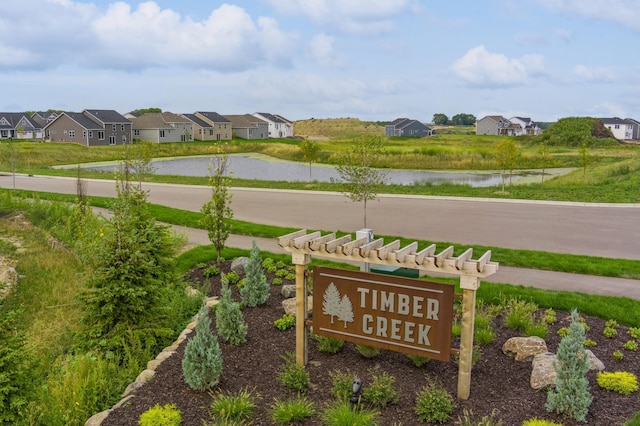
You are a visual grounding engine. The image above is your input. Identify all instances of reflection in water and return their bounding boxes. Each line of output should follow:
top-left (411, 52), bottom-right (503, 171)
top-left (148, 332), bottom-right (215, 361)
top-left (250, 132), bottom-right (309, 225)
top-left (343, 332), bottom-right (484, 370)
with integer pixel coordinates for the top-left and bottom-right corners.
top-left (84, 154), bottom-right (529, 187)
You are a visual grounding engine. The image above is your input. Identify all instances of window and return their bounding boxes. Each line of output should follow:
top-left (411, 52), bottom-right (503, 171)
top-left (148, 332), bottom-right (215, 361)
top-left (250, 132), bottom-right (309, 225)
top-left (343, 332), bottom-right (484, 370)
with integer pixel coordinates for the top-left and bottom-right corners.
top-left (615, 124), bottom-right (620, 129)
top-left (89, 131), bottom-right (93, 138)
top-left (133, 129), bottom-right (140, 136)
top-left (121, 124), bottom-right (125, 131)
top-left (63, 130), bottom-right (68, 135)
top-left (122, 135), bottom-right (127, 143)
top-left (112, 124), bottom-right (116, 131)
top-left (159, 130), bottom-right (165, 138)
top-left (109, 136), bottom-right (116, 145)
top-left (98, 131), bottom-right (105, 140)
top-left (69, 131), bottom-right (75, 138)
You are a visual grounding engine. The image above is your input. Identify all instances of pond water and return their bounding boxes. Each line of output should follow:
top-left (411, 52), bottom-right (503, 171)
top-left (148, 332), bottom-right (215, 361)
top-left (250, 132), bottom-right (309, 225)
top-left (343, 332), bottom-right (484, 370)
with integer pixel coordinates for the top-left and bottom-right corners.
top-left (82, 154), bottom-right (536, 187)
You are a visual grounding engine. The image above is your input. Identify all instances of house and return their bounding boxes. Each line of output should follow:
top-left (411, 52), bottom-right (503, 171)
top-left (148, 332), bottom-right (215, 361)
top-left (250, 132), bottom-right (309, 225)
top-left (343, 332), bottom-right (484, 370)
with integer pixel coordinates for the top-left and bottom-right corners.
top-left (601, 117), bottom-right (636, 140)
top-left (476, 115), bottom-right (522, 136)
top-left (509, 117), bottom-right (541, 136)
top-left (131, 112), bottom-right (194, 143)
top-left (44, 109), bottom-right (131, 146)
top-left (193, 111), bottom-right (232, 141)
top-left (31, 111), bottom-right (60, 127)
top-left (223, 114), bottom-right (268, 139)
top-left (624, 118), bottom-right (640, 140)
top-left (181, 113), bottom-right (214, 141)
top-left (252, 112), bottom-right (294, 138)
top-left (385, 118), bottom-right (433, 137)
top-left (0, 112), bottom-right (44, 139)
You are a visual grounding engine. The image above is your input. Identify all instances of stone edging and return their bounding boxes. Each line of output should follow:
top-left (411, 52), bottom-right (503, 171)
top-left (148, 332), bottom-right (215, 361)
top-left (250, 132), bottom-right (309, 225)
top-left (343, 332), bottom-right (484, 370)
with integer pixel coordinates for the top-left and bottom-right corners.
top-left (85, 296), bottom-right (218, 426)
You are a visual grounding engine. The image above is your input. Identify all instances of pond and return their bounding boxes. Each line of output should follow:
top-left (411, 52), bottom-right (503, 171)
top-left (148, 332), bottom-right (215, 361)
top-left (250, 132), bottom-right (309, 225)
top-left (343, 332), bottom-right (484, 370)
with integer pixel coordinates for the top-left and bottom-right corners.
top-left (80, 153), bottom-right (546, 187)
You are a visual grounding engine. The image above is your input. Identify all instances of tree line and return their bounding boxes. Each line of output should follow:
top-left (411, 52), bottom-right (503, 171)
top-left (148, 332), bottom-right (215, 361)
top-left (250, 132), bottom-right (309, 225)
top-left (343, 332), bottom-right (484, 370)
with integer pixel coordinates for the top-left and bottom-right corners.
top-left (432, 113), bottom-right (477, 126)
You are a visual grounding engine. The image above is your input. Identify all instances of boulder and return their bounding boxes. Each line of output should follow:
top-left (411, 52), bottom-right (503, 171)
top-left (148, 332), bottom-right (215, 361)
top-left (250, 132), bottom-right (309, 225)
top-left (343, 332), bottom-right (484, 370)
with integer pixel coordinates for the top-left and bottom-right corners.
top-left (85, 410), bottom-right (110, 426)
top-left (282, 296), bottom-right (313, 316)
top-left (531, 352), bottom-right (557, 389)
top-left (281, 285), bottom-right (296, 298)
top-left (502, 336), bottom-right (548, 361)
top-left (231, 257), bottom-right (249, 275)
top-left (586, 349), bottom-right (605, 371)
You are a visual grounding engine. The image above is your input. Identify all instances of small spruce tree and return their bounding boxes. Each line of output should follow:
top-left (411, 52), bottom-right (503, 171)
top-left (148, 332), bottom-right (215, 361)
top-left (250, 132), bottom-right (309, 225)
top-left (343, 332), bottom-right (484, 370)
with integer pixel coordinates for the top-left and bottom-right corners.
top-left (239, 241), bottom-right (270, 307)
top-left (545, 309), bottom-right (592, 422)
top-left (216, 274), bottom-right (248, 345)
top-left (182, 306), bottom-right (222, 390)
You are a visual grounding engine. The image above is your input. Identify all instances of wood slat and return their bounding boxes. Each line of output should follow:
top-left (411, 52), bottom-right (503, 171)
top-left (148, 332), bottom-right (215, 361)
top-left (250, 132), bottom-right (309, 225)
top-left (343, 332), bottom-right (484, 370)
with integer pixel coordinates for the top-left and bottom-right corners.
top-left (434, 246), bottom-right (454, 267)
top-left (376, 239), bottom-right (401, 260)
top-left (293, 231), bottom-right (321, 249)
top-left (455, 248), bottom-right (473, 270)
top-left (358, 238), bottom-right (384, 258)
top-left (322, 235), bottom-right (352, 254)
top-left (277, 229), bottom-right (307, 247)
top-left (308, 233), bottom-right (336, 251)
top-left (393, 241), bottom-right (418, 263)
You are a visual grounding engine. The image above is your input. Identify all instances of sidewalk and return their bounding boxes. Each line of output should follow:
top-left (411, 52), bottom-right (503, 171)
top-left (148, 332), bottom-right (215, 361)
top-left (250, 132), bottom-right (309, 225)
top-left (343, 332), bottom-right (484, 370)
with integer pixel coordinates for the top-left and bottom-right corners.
top-left (170, 224), bottom-right (640, 301)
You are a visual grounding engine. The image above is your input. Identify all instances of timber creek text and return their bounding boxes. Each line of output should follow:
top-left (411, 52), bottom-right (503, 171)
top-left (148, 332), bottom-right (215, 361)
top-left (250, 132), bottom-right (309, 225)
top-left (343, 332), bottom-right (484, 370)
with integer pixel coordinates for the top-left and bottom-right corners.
top-left (356, 287), bottom-right (440, 346)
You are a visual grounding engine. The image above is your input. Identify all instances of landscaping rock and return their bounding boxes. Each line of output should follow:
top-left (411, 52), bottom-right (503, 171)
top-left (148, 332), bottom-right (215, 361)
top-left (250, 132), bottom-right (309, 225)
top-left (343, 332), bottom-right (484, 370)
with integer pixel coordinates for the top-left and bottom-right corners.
top-left (531, 352), bottom-right (557, 389)
top-left (586, 349), bottom-right (605, 371)
top-left (282, 296), bottom-right (313, 316)
top-left (230, 257), bottom-right (249, 275)
top-left (85, 409), bottom-right (110, 426)
top-left (281, 284), bottom-right (296, 298)
top-left (502, 336), bottom-right (548, 361)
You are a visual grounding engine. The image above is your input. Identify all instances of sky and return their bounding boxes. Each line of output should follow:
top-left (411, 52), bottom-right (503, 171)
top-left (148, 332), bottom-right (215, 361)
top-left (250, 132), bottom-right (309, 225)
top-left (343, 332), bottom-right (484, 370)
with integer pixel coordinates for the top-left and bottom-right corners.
top-left (1, 0), bottom-right (639, 123)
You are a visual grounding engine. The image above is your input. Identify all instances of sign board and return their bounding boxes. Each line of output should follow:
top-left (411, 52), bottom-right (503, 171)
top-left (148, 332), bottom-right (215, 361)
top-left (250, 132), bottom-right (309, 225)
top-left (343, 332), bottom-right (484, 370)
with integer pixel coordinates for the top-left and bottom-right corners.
top-left (313, 266), bottom-right (454, 361)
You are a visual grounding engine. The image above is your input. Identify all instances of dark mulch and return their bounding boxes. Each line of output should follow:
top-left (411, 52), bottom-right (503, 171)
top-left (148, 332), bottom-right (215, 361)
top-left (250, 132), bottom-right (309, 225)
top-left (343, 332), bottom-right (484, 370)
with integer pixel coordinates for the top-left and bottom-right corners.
top-left (102, 261), bottom-right (640, 425)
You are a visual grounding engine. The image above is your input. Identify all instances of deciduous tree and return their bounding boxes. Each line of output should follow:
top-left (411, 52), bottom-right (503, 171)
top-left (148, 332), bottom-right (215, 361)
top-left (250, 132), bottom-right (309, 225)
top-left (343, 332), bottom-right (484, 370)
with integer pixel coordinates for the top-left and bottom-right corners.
top-left (300, 139), bottom-right (320, 180)
top-left (201, 148), bottom-right (234, 262)
top-left (495, 139), bottom-right (520, 192)
top-left (432, 113), bottom-right (449, 125)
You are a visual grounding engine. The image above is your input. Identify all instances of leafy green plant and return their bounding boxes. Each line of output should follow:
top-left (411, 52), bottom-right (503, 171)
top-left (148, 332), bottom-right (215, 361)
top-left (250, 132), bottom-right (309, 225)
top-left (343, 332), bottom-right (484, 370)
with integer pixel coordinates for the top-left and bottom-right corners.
top-left (225, 271), bottom-right (240, 285)
top-left (583, 338), bottom-right (597, 347)
top-left (623, 340), bottom-right (638, 351)
top-left (474, 311), bottom-right (495, 344)
top-left (557, 327), bottom-right (569, 337)
top-left (274, 314), bottom-right (296, 331)
top-left (270, 396), bottom-right (315, 424)
top-left (320, 402), bottom-right (380, 426)
top-left (543, 308), bottom-right (557, 325)
top-left (407, 354), bottom-right (431, 367)
top-left (503, 298), bottom-right (538, 332)
top-left (215, 274), bottom-right (248, 345)
top-left (239, 241), bottom-right (270, 307)
top-left (313, 334), bottom-right (344, 353)
top-left (603, 326), bottom-right (618, 338)
top-left (414, 378), bottom-right (456, 424)
top-left (209, 387), bottom-right (257, 422)
top-left (452, 320), bottom-right (462, 338)
top-left (454, 408), bottom-right (503, 426)
top-left (139, 403), bottom-right (182, 426)
top-left (522, 419), bottom-right (563, 426)
top-left (613, 349), bottom-right (624, 361)
top-left (355, 344), bottom-right (380, 358)
top-left (545, 309), bottom-right (592, 422)
top-left (0, 308), bottom-right (32, 423)
top-left (524, 321), bottom-right (548, 339)
top-left (276, 269), bottom-right (289, 278)
top-left (278, 352), bottom-right (310, 394)
top-left (362, 368), bottom-right (399, 408)
top-left (285, 272), bottom-right (295, 281)
top-left (182, 306), bottom-right (223, 390)
top-left (596, 371), bottom-right (638, 395)
top-left (272, 277), bottom-right (283, 285)
top-left (203, 265), bottom-right (221, 278)
top-left (200, 148), bottom-right (233, 262)
top-left (629, 327), bottom-right (640, 340)
top-left (606, 319), bottom-right (619, 329)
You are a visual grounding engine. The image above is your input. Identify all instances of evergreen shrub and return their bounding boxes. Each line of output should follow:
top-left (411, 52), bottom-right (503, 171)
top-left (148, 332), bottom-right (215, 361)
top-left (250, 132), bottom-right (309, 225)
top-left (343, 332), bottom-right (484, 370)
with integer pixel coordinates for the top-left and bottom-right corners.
top-left (239, 241), bottom-right (270, 307)
top-left (215, 274), bottom-right (248, 345)
top-left (182, 306), bottom-right (222, 390)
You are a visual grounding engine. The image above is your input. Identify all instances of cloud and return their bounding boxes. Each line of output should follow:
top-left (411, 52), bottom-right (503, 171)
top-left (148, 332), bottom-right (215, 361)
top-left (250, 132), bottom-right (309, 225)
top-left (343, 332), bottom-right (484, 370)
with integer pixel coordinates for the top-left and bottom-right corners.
top-left (265, 0), bottom-right (420, 35)
top-left (0, 0), bottom-right (295, 72)
top-left (451, 45), bottom-right (547, 88)
top-left (555, 28), bottom-right (573, 43)
top-left (573, 65), bottom-right (616, 83)
top-left (538, 0), bottom-right (640, 32)
top-left (308, 33), bottom-right (346, 67)
top-left (587, 101), bottom-right (627, 118)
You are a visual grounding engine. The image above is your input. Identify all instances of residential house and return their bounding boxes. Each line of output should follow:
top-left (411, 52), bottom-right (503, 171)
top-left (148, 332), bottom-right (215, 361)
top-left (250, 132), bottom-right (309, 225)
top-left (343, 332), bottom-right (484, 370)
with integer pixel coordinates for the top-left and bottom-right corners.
top-left (385, 118), bottom-right (433, 137)
top-left (476, 115), bottom-right (521, 136)
top-left (0, 112), bottom-right (44, 139)
top-left (223, 114), bottom-right (268, 139)
top-left (252, 112), bottom-right (294, 138)
top-left (31, 111), bottom-right (60, 127)
top-left (193, 111), bottom-right (232, 141)
top-left (131, 112), bottom-right (194, 143)
top-left (624, 118), bottom-right (640, 140)
top-left (601, 117), bottom-right (635, 140)
top-left (181, 113), bottom-right (214, 141)
top-left (44, 109), bottom-right (131, 146)
top-left (509, 117), bottom-right (541, 136)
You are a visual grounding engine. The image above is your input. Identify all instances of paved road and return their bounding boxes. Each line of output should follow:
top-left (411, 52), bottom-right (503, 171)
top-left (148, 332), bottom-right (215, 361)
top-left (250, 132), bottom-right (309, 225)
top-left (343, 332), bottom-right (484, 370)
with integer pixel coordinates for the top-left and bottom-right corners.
top-left (2, 174), bottom-right (639, 260)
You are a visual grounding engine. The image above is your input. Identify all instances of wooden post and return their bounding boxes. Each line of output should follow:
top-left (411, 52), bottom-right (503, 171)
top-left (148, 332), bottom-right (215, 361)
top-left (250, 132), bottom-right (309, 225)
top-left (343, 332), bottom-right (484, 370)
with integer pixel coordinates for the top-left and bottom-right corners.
top-left (457, 274), bottom-right (480, 399)
top-left (292, 252), bottom-right (311, 366)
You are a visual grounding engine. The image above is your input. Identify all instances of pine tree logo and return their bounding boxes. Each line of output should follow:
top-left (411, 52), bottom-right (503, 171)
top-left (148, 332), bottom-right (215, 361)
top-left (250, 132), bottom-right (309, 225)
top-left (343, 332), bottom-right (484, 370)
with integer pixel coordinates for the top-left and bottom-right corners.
top-left (322, 282), bottom-right (354, 328)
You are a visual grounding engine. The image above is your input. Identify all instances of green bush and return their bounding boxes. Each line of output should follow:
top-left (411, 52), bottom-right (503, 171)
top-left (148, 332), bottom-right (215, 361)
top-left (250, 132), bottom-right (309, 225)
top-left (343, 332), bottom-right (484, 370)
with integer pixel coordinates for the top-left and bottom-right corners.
top-left (270, 396), bottom-right (315, 424)
top-left (362, 369), bottom-right (399, 408)
top-left (557, 327), bottom-right (569, 337)
top-left (182, 306), bottom-right (223, 390)
top-left (503, 299), bottom-right (537, 332)
top-left (313, 334), bottom-right (344, 353)
top-left (215, 275), bottom-right (247, 345)
top-left (414, 378), bottom-right (456, 424)
top-left (320, 402), bottom-right (380, 426)
top-left (525, 321), bottom-right (549, 339)
top-left (543, 308), bottom-right (557, 325)
top-left (613, 350), bottom-right (624, 361)
top-left (330, 369), bottom-right (357, 403)
top-left (139, 403), bottom-right (182, 426)
top-left (454, 408), bottom-right (503, 425)
top-left (583, 338), bottom-right (597, 347)
top-left (474, 328), bottom-right (496, 345)
top-left (355, 344), bottom-right (380, 358)
top-left (407, 354), bottom-right (431, 367)
top-left (278, 352), bottom-right (310, 394)
top-left (626, 411), bottom-right (640, 426)
top-left (272, 277), bottom-right (283, 285)
top-left (239, 241), bottom-right (270, 307)
top-left (522, 419), bottom-right (562, 426)
top-left (629, 327), bottom-right (640, 340)
top-left (225, 271), bottom-right (240, 285)
top-left (0, 308), bottom-right (31, 424)
top-left (203, 265), bottom-right (220, 278)
top-left (276, 269), bottom-right (289, 278)
top-left (210, 387), bottom-right (257, 422)
top-left (624, 340), bottom-right (638, 351)
top-left (597, 371), bottom-right (638, 395)
top-left (603, 326), bottom-right (618, 338)
top-left (452, 321), bottom-right (462, 338)
top-left (274, 314), bottom-right (296, 331)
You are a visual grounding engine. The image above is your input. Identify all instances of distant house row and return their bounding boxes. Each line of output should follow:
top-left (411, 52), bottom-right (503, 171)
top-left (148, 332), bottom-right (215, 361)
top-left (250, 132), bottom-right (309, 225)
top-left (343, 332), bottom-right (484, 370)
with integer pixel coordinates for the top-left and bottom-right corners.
top-left (385, 118), bottom-right (433, 137)
top-left (0, 110), bottom-right (293, 145)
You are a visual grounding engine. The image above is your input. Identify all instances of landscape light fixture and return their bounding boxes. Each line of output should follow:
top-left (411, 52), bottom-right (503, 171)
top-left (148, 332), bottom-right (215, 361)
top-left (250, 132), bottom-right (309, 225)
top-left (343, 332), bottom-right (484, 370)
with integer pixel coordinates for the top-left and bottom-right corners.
top-left (351, 378), bottom-right (363, 407)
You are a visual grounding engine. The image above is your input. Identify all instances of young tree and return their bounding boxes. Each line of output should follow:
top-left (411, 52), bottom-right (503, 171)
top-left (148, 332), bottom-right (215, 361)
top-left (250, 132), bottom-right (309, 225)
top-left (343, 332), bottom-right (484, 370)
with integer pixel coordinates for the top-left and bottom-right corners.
top-left (332, 135), bottom-right (388, 228)
top-left (578, 142), bottom-right (590, 178)
top-left (539, 141), bottom-right (551, 184)
top-left (127, 141), bottom-right (156, 187)
top-left (495, 139), bottom-right (520, 192)
top-left (300, 139), bottom-right (320, 181)
top-left (239, 240), bottom-right (270, 307)
top-left (182, 306), bottom-right (222, 390)
top-left (546, 309), bottom-right (592, 422)
top-left (201, 148), bottom-right (234, 262)
top-left (215, 274), bottom-right (248, 345)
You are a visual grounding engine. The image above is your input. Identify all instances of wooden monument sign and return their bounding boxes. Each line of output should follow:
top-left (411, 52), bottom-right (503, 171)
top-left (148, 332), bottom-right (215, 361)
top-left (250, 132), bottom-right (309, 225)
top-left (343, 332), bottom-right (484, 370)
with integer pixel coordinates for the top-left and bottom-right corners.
top-left (313, 266), bottom-right (454, 361)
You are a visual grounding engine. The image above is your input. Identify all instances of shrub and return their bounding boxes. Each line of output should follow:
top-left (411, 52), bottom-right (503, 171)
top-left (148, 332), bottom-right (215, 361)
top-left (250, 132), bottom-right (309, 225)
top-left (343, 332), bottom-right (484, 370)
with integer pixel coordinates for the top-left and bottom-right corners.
top-left (452, 321), bottom-right (462, 338)
top-left (557, 327), bottom-right (569, 337)
top-left (624, 340), bottom-right (639, 351)
top-left (330, 369), bottom-right (357, 403)
top-left (278, 352), bottom-right (310, 394)
top-left (454, 408), bottom-right (503, 426)
top-left (525, 321), bottom-right (549, 339)
top-left (272, 277), bottom-right (283, 286)
top-left (596, 371), bottom-right (638, 395)
top-left (313, 334), bottom-right (345, 353)
top-left (503, 298), bottom-right (538, 332)
top-left (276, 269), bottom-right (289, 278)
top-left (475, 328), bottom-right (496, 345)
top-left (274, 314), bottom-right (296, 331)
top-left (605, 319), bottom-right (619, 329)
top-left (225, 271), bottom-right (240, 285)
top-left (613, 350), bottom-right (624, 361)
top-left (603, 327), bottom-right (618, 338)
top-left (543, 308), bottom-right (557, 325)
top-left (215, 274), bottom-right (248, 345)
top-left (209, 387), bottom-right (257, 422)
top-left (139, 403), bottom-right (182, 426)
top-left (285, 272), bottom-right (296, 281)
top-left (362, 368), bottom-right (399, 408)
top-left (0, 308), bottom-right (32, 423)
top-left (356, 344), bottom-right (380, 358)
top-left (239, 241), bottom-right (270, 307)
top-left (270, 396), bottom-right (315, 424)
top-left (629, 327), bottom-right (640, 340)
top-left (203, 265), bottom-right (220, 278)
top-left (583, 338), bottom-right (597, 347)
top-left (414, 378), bottom-right (456, 424)
top-left (407, 354), bottom-right (431, 367)
top-left (320, 402), bottom-right (380, 426)
top-left (276, 260), bottom-right (286, 269)
top-left (522, 419), bottom-right (563, 426)
top-left (545, 309), bottom-right (592, 422)
top-left (182, 306), bottom-right (222, 390)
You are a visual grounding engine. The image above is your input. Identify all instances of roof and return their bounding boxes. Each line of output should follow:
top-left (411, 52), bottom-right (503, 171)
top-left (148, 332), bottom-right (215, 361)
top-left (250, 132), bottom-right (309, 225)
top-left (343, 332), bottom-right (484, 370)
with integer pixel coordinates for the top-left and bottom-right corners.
top-left (254, 112), bottom-right (286, 123)
top-left (196, 111), bottom-right (231, 123)
top-left (45, 112), bottom-right (103, 130)
top-left (480, 115), bottom-right (509, 123)
top-left (182, 113), bottom-right (212, 128)
top-left (132, 112), bottom-right (192, 129)
top-left (601, 117), bottom-right (629, 125)
top-left (0, 112), bottom-right (41, 129)
top-left (83, 109), bottom-right (130, 124)
top-left (224, 114), bottom-right (267, 128)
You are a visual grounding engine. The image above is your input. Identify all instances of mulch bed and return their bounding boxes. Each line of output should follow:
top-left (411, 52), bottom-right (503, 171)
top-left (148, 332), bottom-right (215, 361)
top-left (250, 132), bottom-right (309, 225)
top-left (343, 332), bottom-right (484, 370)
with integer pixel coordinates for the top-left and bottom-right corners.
top-left (102, 261), bottom-right (640, 425)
